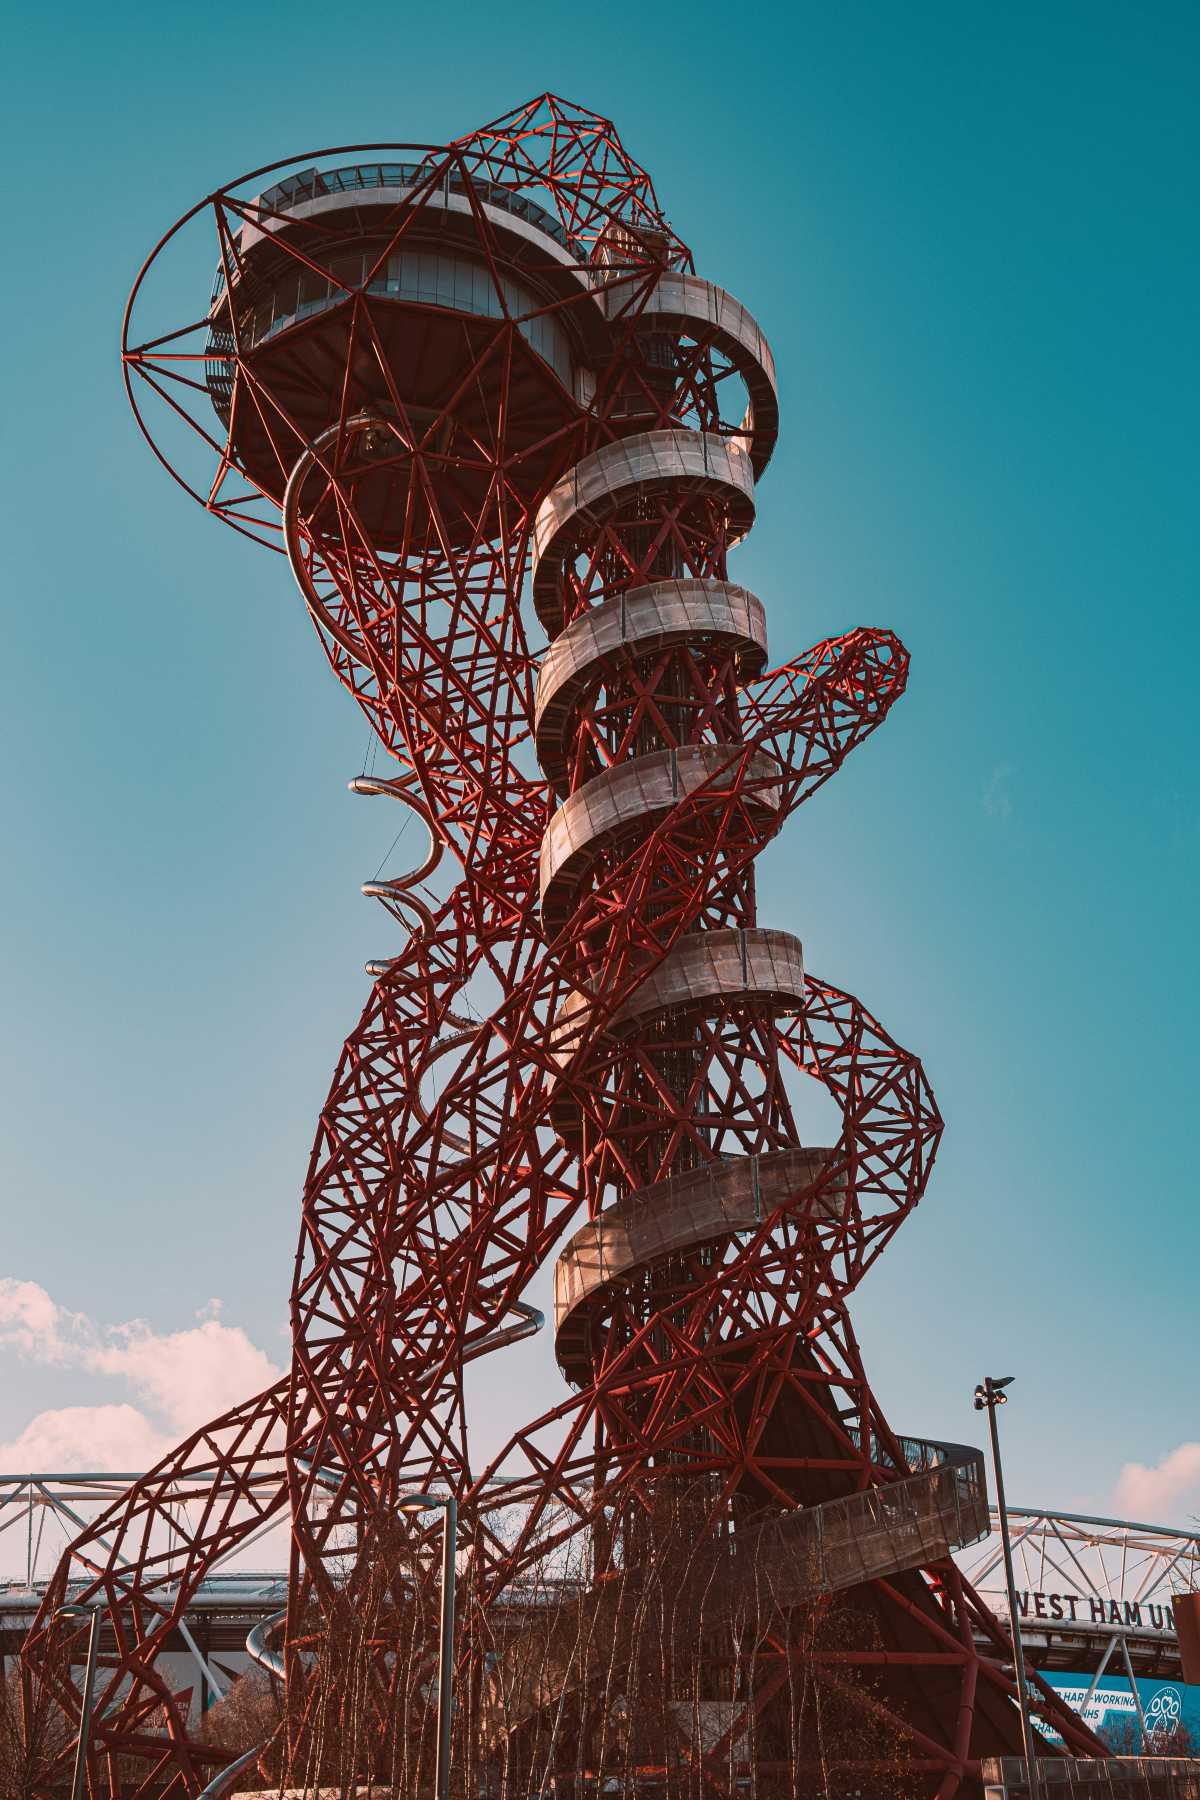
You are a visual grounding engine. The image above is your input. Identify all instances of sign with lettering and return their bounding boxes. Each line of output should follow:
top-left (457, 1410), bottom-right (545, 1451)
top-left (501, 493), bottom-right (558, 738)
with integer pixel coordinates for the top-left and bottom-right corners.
top-left (1035, 1672), bottom-right (1200, 1751)
top-left (1015, 1591), bottom-right (1177, 1633)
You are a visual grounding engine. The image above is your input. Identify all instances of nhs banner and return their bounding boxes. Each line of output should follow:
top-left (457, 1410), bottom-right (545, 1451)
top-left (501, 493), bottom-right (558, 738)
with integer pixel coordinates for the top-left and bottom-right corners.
top-left (1036, 1672), bottom-right (1200, 1750)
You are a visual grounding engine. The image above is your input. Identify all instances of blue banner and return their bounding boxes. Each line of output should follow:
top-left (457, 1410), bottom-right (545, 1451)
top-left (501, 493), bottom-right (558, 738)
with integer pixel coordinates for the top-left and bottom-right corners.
top-left (1036, 1671), bottom-right (1200, 1752)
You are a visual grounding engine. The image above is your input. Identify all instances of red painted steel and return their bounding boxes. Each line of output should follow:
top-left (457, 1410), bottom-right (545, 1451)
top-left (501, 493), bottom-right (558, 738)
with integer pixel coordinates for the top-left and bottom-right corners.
top-left (21, 95), bottom-right (1110, 1798)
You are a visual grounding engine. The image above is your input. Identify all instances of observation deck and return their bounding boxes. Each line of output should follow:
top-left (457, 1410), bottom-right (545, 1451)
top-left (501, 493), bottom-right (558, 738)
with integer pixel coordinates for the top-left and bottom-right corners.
top-left (256, 161), bottom-right (572, 249)
top-left (205, 160), bottom-right (608, 532)
top-left (209, 160), bottom-right (599, 368)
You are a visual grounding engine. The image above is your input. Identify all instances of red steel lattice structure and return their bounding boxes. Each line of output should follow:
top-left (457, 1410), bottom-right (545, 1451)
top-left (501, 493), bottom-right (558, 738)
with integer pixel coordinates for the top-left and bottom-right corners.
top-left (23, 95), bottom-right (1114, 1799)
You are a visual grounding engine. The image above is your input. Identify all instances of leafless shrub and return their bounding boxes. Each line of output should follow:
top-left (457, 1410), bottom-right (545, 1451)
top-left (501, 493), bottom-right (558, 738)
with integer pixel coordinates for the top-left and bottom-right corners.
top-left (197, 1670), bottom-right (283, 1767)
top-left (275, 1484), bottom-right (928, 1800)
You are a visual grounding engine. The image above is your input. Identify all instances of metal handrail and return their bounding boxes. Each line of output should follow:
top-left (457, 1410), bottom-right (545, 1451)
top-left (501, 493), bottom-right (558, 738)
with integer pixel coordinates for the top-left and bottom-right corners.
top-left (727, 1436), bottom-right (989, 1607)
top-left (983, 1753), bottom-right (1200, 1798)
top-left (210, 163), bottom-right (570, 308)
top-left (255, 162), bottom-right (570, 250)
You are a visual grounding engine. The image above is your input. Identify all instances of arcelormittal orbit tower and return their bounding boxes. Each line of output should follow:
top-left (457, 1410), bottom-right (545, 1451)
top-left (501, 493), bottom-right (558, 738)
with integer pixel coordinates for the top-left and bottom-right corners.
top-left (23, 96), bottom-right (1120, 1799)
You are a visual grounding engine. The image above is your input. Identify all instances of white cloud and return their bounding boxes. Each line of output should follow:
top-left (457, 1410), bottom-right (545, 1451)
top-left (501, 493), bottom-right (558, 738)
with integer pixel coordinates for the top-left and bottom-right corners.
top-left (1114, 1443), bottom-right (1200, 1522)
top-left (0, 1404), bottom-right (172, 1473)
top-left (88, 1318), bottom-right (278, 1434)
top-left (0, 1277), bottom-right (280, 1473)
top-left (0, 1277), bottom-right (83, 1362)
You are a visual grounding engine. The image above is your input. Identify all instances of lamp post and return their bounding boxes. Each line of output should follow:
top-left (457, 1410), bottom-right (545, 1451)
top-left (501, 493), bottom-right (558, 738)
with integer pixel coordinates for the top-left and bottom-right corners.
top-left (975, 1377), bottom-right (1042, 1800)
top-left (55, 1604), bottom-right (101, 1800)
top-left (399, 1493), bottom-right (457, 1800)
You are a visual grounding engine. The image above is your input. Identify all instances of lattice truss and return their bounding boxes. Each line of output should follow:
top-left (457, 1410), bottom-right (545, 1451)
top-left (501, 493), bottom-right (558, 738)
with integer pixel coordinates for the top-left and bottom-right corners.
top-left (22, 95), bottom-right (1108, 1799)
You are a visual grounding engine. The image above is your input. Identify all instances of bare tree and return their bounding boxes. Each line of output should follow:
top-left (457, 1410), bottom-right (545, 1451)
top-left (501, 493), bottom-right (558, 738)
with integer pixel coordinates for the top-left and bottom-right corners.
top-left (0, 1668), bottom-right (69, 1800)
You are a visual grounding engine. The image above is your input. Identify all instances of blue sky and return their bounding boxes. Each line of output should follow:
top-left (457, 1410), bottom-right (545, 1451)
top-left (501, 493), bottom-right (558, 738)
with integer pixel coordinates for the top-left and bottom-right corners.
top-left (1, 0), bottom-right (1196, 1533)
